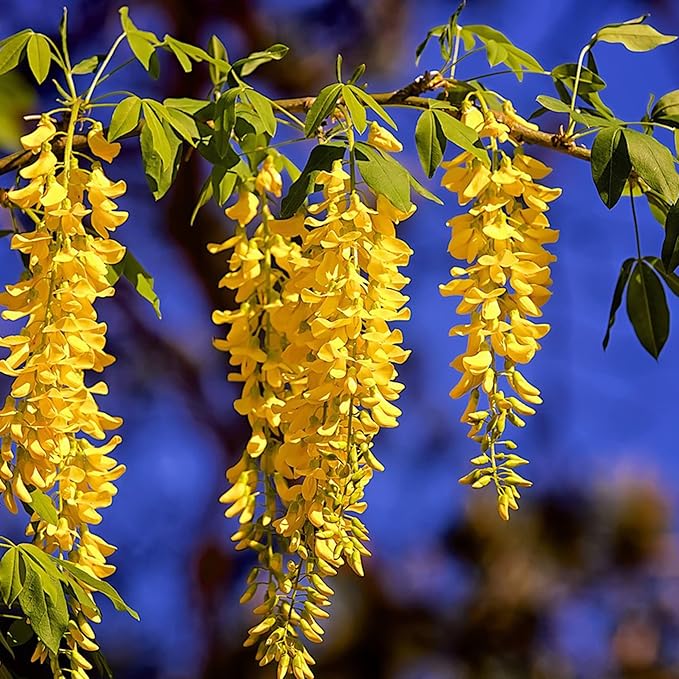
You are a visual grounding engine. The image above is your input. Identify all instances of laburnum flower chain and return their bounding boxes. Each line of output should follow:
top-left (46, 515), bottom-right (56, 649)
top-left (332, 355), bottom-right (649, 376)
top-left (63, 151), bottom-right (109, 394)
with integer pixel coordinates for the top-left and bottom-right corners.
top-left (0, 106), bottom-right (127, 677)
top-left (439, 101), bottom-right (561, 520)
top-left (211, 132), bottom-right (413, 677)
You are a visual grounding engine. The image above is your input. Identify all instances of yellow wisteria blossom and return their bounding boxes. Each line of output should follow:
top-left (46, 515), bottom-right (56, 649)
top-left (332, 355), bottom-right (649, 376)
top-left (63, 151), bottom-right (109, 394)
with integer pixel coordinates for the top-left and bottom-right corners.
top-left (0, 115), bottom-right (128, 677)
top-left (211, 156), bottom-right (413, 677)
top-left (367, 121), bottom-right (403, 152)
top-left (439, 102), bottom-right (560, 520)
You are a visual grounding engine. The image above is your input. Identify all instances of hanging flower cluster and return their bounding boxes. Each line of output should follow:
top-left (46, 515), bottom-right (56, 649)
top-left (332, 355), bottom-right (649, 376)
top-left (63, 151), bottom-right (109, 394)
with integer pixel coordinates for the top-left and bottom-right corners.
top-left (211, 147), bottom-right (413, 677)
top-left (0, 113), bottom-right (127, 676)
top-left (439, 102), bottom-right (560, 520)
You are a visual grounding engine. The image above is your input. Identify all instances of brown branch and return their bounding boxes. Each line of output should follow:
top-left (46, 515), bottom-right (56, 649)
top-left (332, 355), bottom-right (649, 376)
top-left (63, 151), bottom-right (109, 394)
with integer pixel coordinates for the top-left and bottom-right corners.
top-left (0, 83), bottom-right (592, 180)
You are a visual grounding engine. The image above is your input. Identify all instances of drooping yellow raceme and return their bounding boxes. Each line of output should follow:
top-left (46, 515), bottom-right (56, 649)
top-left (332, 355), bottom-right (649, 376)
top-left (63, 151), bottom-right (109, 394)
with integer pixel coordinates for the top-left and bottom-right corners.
top-left (0, 114), bottom-right (126, 676)
top-left (211, 156), bottom-right (413, 678)
top-left (439, 104), bottom-right (560, 520)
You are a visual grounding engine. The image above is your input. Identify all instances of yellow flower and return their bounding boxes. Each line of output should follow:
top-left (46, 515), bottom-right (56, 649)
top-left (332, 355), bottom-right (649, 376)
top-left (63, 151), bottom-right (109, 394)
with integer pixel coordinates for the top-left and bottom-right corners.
top-left (440, 101), bottom-right (559, 520)
top-left (211, 155), bottom-right (414, 677)
top-left (254, 155), bottom-right (283, 196)
top-left (225, 190), bottom-right (259, 226)
top-left (20, 115), bottom-right (57, 152)
top-left (87, 123), bottom-right (121, 163)
top-left (367, 121), bottom-right (403, 152)
top-left (0, 114), bottom-right (128, 674)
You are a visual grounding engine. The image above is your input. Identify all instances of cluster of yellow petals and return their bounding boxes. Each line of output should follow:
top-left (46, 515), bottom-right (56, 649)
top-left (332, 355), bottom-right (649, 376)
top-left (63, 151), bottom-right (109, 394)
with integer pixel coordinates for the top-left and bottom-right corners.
top-left (439, 103), bottom-right (561, 520)
top-left (0, 113), bottom-right (126, 677)
top-left (210, 155), bottom-right (413, 677)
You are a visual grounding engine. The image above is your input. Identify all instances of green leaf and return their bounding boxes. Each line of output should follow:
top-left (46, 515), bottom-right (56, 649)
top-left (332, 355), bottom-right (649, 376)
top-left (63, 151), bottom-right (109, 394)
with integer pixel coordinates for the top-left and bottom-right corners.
top-left (409, 173), bottom-right (443, 204)
top-left (0, 547), bottom-right (24, 607)
top-left (650, 89), bottom-right (679, 128)
top-left (0, 31), bottom-right (31, 77)
top-left (460, 24), bottom-right (542, 81)
top-left (153, 104), bottom-right (198, 146)
top-left (646, 255), bottom-right (679, 296)
top-left (623, 129), bottom-right (679, 204)
top-left (280, 142), bottom-right (346, 218)
top-left (164, 97), bottom-right (209, 115)
top-left (596, 22), bottom-right (676, 52)
top-left (91, 649), bottom-right (114, 679)
top-left (18, 567), bottom-right (62, 653)
top-left (551, 62), bottom-right (606, 95)
top-left (72, 55), bottom-right (99, 75)
top-left (432, 109), bottom-right (488, 164)
top-left (355, 141), bottom-right (412, 212)
top-left (415, 24), bottom-right (445, 65)
top-left (140, 120), bottom-right (182, 201)
top-left (335, 53), bottom-right (343, 83)
top-left (570, 109), bottom-right (622, 128)
top-left (142, 100), bottom-right (174, 170)
top-left (17, 546), bottom-right (69, 648)
top-left (211, 164), bottom-right (238, 206)
top-left (108, 95), bottom-right (142, 142)
top-left (342, 85), bottom-right (366, 134)
top-left (28, 489), bottom-right (57, 526)
top-left (58, 559), bottom-right (140, 620)
top-left (119, 7), bottom-right (159, 70)
top-left (304, 83), bottom-right (342, 137)
top-left (242, 89), bottom-right (276, 136)
top-left (348, 63), bottom-right (366, 85)
top-left (233, 43), bottom-right (288, 77)
top-left (26, 34), bottom-right (51, 84)
top-left (114, 250), bottom-right (162, 319)
top-left (603, 257), bottom-right (634, 349)
top-left (626, 260), bottom-right (669, 358)
top-left (190, 176), bottom-right (213, 226)
top-left (535, 94), bottom-right (571, 114)
top-left (352, 88), bottom-right (396, 128)
top-left (211, 88), bottom-right (239, 159)
top-left (208, 35), bottom-right (229, 86)
top-left (645, 189), bottom-right (670, 226)
top-left (166, 38), bottom-right (191, 71)
top-left (662, 203), bottom-right (679, 273)
top-left (415, 110), bottom-right (445, 178)
top-left (591, 127), bottom-right (631, 209)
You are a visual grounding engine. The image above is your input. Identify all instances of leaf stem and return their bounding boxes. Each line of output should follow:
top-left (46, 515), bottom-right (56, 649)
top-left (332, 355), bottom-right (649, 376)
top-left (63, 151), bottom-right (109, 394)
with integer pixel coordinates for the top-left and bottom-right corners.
top-left (630, 181), bottom-right (642, 261)
top-left (84, 33), bottom-right (127, 105)
top-left (567, 41), bottom-right (593, 137)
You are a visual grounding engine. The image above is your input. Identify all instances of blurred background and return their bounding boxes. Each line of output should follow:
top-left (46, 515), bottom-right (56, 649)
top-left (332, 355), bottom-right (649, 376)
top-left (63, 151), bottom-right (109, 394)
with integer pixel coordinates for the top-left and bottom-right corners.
top-left (1, 0), bottom-right (679, 677)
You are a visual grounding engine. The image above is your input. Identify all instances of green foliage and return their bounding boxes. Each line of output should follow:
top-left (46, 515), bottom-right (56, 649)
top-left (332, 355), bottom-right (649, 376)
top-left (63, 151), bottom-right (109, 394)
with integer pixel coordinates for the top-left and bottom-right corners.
top-left (415, 109), bottom-right (445, 177)
top-left (281, 142), bottom-right (347, 218)
top-left (231, 43), bottom-right (288, 78)
top-left (603, 258), bottom-right (634, 349)
top-left (626, 260), bottom-right (669, 358)
top-left (304, 83), bottom-right (343, 137)
top-left (624, 129), bottom-right (679, 204)
top-left (354, 142), bottom-right (412, 212)
top-left (108, 95), bottom-right (142, 142)
top-left (106, 250), bottom-right (162, 318)
top-left (0, 541), bottom-right (138, 657)
top-left (594, 15), bottom-right (677, 52)
top-left (119, 7), bottom-right (159, 70)
top-left (591, 127), bottom-right (630, 209)
top-left (26, 34), bottom-right (51, 84)
top-left (460, 24), bottom-right (543, 80)
top-left (661, 204), bottom-right (679, 274)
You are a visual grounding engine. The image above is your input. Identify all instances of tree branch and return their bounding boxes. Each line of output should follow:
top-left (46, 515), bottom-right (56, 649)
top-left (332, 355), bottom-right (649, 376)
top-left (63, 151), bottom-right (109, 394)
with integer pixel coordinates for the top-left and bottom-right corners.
top-left (0, 78), bottom-right (591, 183)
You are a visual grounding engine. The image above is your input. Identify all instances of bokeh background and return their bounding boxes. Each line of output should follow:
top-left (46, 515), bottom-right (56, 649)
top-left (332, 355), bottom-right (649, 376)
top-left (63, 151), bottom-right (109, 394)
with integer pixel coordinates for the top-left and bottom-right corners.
top-left (1, 0), bottom-right (679, 677)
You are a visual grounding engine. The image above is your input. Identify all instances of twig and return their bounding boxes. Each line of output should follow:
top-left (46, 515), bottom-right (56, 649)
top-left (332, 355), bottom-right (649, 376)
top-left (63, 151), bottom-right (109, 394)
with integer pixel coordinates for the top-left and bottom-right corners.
top-left (0, 78), bottom-right (592, 181)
